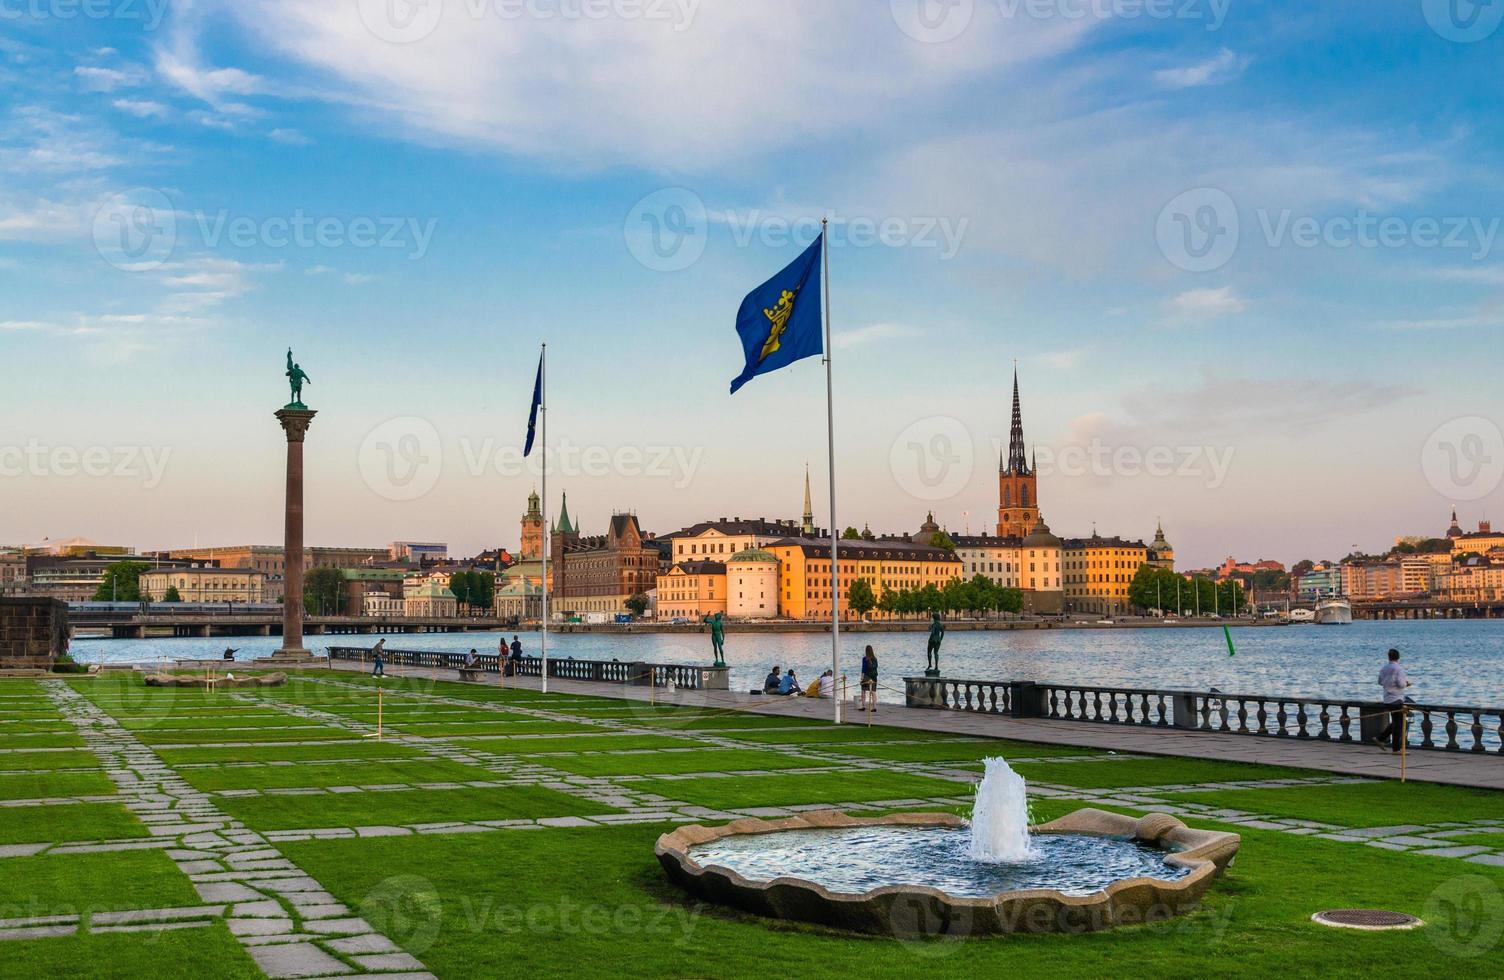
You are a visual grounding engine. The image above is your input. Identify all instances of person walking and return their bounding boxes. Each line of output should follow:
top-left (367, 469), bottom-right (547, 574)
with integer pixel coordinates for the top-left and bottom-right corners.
top-left (1374, 648), bottom-right (1412, 752)
top-left (860, 645), bottom-right (878, 712)
top-left (371, 638), bottom-right (386, 678)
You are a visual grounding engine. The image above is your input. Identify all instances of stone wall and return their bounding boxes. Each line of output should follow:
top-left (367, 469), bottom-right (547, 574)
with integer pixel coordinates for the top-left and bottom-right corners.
top-left (0, 597), bottom-right (69, 669)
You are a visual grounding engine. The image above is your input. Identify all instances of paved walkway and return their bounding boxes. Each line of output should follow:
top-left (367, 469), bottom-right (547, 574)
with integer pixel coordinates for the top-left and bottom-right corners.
top-left (320, 662), bottom-right (1504, 790)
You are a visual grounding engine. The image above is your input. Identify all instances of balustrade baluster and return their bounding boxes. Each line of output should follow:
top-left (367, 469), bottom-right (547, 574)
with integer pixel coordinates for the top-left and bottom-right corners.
top-left (1296, 702), bottom-right (1309, 738)
top-left (1471, 712), bottom-right (1485, 753)
top-left (1276, 702), bottom-right (1288, 737)
top-left (1445, 712), bottom-right (1459, 751)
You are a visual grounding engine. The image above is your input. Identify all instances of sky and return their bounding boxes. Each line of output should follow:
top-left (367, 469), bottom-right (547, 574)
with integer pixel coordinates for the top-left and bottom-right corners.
top-left (3, 0), bottom-right (1504, 569)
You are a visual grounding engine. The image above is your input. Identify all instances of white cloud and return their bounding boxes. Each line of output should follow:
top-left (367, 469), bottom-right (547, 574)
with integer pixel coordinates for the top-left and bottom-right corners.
top-left (1154, 48), bottom-right (1249, 90)
top-left (74, 64), bottom-right (149, 92)
top-left (112, 99), bottom-right (170, 119)
top-left (342, 272), bottom-right (376, 285)
top-left (1038, 349), bottom-right (1085, 369)
top-left (834, 322), bottom-right (916, 350)
top-left (268, 128), bottom-right (311, 145)
top-left (1168, 286), bottom-right (1247, 318)
top-left (162, 1), bottom-right (1097, 169)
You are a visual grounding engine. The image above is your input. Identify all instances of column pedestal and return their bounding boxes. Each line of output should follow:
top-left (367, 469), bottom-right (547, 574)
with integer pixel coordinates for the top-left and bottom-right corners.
top-left (273, 407), bottom-right (317, 660)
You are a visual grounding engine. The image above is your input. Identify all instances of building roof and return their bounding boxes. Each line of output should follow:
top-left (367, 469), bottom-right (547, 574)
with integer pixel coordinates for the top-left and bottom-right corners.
top-left (1061, 535), bottom-right (1148, 550)
top-left (1022, 515), bottom-right (1062, 548)
top-left (672, 517), bottom-right (805, 539)
top-left (669, 560), bottom-right (727, 576)
top-left (768, 537), bottom-right (961, 563)
top-left (952, 534), bottom-right (1025, 548)
top-left (728, 547), bottom-right (778, 564)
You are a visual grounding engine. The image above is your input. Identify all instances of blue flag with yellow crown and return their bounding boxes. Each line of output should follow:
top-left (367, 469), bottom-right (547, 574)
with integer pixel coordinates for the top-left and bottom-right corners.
top-left (729, 236), bottom-right (823, 394)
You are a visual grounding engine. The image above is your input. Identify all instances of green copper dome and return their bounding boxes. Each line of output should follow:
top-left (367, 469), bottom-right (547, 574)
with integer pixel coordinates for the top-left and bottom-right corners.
top-left (728, 547), bottom-right (778, 564)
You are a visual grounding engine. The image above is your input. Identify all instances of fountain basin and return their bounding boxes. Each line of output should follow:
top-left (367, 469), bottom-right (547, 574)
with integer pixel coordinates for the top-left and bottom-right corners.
top-left (656, 809), bottom-right (1240, 937)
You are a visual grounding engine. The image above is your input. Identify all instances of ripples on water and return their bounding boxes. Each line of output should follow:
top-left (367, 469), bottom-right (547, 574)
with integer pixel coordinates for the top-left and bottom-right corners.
top-left (687, 826), bottom-right (1190, 898)
top-left (74, 620), bottom-right (1504, 705)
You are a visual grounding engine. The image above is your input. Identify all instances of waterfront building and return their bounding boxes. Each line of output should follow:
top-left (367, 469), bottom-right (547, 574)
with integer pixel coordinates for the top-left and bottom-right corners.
top-left (1294, 564), bottom-right (1342, 600)
top-left (727, 547), bottom-right (781, 619)
top-left (362, 592), bottom-right (403, 617)
top-left (1341, 558), bottom-right (1436, 600)
top-left (389, 541), bottom-right (448, 564)
top-left (1061, 533), bottom-right (1150, 615)
top-left (164, 545), bottom-right (390, 602)
top-left (656, 560), bottom-right (727, 621)
top-left (950, 515), bottom-right (1065, 614)
top-left (1451, 519), bottom-right (1504, 557)
top-left (140, 566), bottom-right (266, 604)
top-left (0, 552), bottom-right (26, 595)
top-left (766, 537), bottom-right (961, 620)
top-left (665, 517), bottom-right (809, 565)
top-left (1434, 558), bottom-right (1504, 602)
top-left (404, 579), bottom-right (457, 617)
top-left (1216, 556), bottom-right (1282, 579)
top-left (996, 370), bottom-right (1039, 538)
top-left (1147, 523), bottom-right (1176, 570)
top-left (340, 568), bottom-right (406, 616)
top-left (520, 489), bottom-right (545, 561)
top-left (551, 500), bottom-right (661, 617)
top-left (493, 578), bottom-right (543, 621)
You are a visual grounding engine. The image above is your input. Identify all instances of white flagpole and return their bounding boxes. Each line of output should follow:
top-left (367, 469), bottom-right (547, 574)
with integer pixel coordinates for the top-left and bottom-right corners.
top-left (821, 218), bottom-right (841, 725)
top-left (539, 343), bottom-right (549, 695)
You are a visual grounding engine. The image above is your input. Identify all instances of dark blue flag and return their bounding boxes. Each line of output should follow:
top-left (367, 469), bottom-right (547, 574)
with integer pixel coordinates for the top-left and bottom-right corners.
top-left (729, 236), bottom-right (823, 394)
top-left (523, 354), bottom-right (543, 457)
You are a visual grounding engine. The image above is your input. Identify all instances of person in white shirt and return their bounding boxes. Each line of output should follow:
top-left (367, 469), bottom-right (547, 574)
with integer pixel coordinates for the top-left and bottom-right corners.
top-left (817, 669), bottom-right (835, 700)
top-left (1374, 648), bottom-right (1412, 752)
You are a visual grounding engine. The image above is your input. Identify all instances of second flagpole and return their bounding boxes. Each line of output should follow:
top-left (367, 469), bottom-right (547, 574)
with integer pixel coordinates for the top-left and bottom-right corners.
top-left (539, 342), bottom-right (549, 695)
top-left (821, 218), bottom-right (841, 725)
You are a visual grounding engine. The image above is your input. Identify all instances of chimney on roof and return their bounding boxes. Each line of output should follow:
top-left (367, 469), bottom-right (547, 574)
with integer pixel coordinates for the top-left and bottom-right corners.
top-left (1482, 520), bottom-right (1493, 534)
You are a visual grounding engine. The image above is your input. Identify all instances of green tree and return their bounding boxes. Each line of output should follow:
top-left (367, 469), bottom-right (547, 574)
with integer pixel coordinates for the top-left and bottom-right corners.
top-left (449, 571), bottom-right (473, 612)
top-left (471, 572), bottom-right (496, 615)
top-left (941, 576), bottom-right (969, 616)
top-left (304, 567), bottom-right (345, 616)
top-left (94, 561), bottom-right (149, 602)
top-left (876, 587), bottom-right (897, 620)
top-left (841, 527), bottom-right (862, 540)
top-left (994, 586), bottom-right (1024, 616)
top-left (624, 593), bottom-right (649, 618)
top-left (1291, 559), bottom-right (1316, 578)
top-left (847, 578), bottom-right (877, 618)
top-left (930, 531), bottom-right (957, 551)
top-left (918, 583), bottom-right (942, 614)
top-left (161, 586), bottom-right (182, 603)
top-left (967, 574), bottom-right (996, 617)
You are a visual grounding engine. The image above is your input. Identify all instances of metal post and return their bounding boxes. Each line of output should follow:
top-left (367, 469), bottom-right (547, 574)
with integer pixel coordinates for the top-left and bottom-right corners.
top-left (821, 218), bottom-right (841, 726)
top-left (539, 343), bottom-right (549, 696)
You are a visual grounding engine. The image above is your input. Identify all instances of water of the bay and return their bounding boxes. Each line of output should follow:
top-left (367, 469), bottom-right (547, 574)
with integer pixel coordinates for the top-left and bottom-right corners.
top-left (72, 619), bottom-right (1503, 707)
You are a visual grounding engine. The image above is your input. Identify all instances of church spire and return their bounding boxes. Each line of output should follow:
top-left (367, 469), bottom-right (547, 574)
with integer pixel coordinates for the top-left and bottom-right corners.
top-left (801, 464), bottom-right (815, 536)
top-left (1005, 365), bottom-right (1029, 475)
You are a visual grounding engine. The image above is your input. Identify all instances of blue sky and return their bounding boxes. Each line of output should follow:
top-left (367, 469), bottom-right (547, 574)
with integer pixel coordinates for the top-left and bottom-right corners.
top-left (3, 0), bottom-right (1503, 568)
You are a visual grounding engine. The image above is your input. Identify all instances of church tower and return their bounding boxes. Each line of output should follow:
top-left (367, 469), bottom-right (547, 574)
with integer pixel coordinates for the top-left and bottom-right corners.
top-left (520, 488), bottom-right (543, 561)
top-left (801, 464), bottom-right (815, 536)
top-left (996, 368), bottom-right (1039, 538)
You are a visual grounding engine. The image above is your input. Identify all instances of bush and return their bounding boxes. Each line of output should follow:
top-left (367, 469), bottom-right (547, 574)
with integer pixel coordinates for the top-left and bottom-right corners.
top-left (51, 654), bottom-right (88, 674)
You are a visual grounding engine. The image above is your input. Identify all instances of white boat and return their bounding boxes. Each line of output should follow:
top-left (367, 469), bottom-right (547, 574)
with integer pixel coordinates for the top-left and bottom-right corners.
top-left (1288, 608), bottom-right (1315, 623)
top-left (1313, 597), bottom-right (1353, 625)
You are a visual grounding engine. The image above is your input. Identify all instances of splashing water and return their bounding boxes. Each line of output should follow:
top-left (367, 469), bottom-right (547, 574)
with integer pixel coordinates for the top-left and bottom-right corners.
top-left (968, 757), bottom-right (1037, 863)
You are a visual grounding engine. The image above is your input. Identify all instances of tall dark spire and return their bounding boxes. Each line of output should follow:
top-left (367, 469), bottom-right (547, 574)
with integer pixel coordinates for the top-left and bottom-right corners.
top-left (1004, 366), bottom-right (1030, 475)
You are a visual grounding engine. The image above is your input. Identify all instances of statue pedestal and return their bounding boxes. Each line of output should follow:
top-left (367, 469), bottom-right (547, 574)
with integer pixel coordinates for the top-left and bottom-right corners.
top-left (274, 408), bottom-right (317, 659)
top-left (924, 668), bottom-right (941, 678)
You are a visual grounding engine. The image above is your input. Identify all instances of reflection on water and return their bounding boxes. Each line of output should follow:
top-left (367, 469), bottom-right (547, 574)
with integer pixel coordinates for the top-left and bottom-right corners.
top-left (72, 619), bottom-right (1503, 705)
top-left (687, 826), bottom-right (1189, 898)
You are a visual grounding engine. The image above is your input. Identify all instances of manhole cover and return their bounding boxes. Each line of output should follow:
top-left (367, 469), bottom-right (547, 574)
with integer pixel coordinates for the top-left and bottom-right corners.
top-left (1312, 909), bottom-right (1423, 931)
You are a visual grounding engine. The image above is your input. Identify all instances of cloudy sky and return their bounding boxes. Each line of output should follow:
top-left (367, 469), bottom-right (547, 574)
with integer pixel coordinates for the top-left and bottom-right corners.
top-left (4, 0), bottom-right (1503, 568)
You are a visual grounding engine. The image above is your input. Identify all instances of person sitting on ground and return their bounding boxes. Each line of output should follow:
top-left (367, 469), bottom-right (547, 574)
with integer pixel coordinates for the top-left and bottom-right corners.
top-left (817, 669), bottom-right (835, 700)
top-left (1374, 648), bottom-right (1413, 752)
top-left (763, 666), bottom-right (782, 694)
top-left (778, 669), bottom-right (801, 696)
top-left (804, 674), bottom-right (822, 698)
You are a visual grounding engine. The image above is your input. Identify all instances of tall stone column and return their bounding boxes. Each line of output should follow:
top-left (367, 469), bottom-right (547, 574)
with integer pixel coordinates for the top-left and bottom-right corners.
top-left (274, 408), bottom-right (317, 659)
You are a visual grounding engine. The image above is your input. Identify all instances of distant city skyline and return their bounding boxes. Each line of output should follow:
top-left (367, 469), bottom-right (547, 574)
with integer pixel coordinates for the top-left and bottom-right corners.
top-left (3, 4), bottom-right (1503, 568)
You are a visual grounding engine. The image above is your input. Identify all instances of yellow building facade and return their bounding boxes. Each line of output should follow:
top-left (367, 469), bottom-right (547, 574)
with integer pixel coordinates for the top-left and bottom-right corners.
top-left (141, 567), bottom-right (265, 604)
top-left (656, 560), bottom-right (727, 620)
top-left (768, 538), bottom-right (961, 620)
top-left (1062, 535), bottom-right (1149, 615)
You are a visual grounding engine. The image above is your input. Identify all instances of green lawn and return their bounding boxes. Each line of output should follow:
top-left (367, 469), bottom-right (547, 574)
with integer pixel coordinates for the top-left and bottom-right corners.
top-left (0, 924), bottom-right (263, 978)
top-left (729, 727), bottom-right (969, 745)
top-left (0, 849), bottom-right (200, 914)
top-left (625, 770), bottom-right (971, 810)
top-left (0, 802), bottom-right (147, 844)
top-left (280, 821), bottom-right (1504, 979)
top-left (0, 770), bottom-right (117, 801)
top-left (134, 726), bottom-right (361, 745)
top-left (157, 740), bottom-right (426, 765)
top-left (529, 749), bottom-right (838, 778)
top-left (1010, 758), bottom-right (1317, 790)
top-left (215, 784), bottom-right (619, 831)
top-left (391, 721), bottom-right (599, 737)
top-left (179, 758), bottom-right (503, 792)
top-left (825, 739), bottom-right (1112, 764)
top-left (0, 750), bottom-right (105, 771)
top-left (0, 733), bottom-right (86, 750)
top-left (1167, 779), bottom-right (1504, 827)
top-left (457, 734), bottom-right (713, 754)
